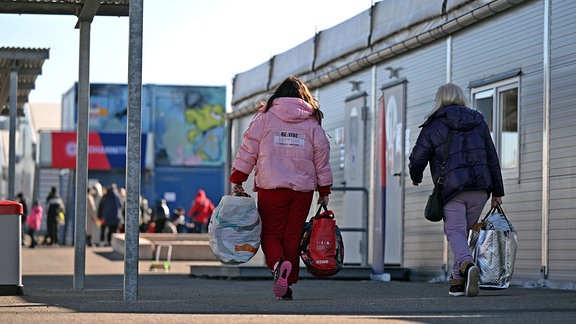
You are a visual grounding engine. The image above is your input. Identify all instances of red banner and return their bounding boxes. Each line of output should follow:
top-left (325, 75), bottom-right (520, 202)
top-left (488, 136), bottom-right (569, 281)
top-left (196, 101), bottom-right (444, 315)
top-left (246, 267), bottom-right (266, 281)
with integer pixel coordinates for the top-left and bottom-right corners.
top-left (52, 132), bottom-right (112, 169)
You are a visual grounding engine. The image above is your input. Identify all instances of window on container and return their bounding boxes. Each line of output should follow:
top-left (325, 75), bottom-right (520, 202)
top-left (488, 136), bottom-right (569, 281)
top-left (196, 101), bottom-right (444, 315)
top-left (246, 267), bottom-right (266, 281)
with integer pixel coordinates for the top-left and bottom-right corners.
top-left (471, 79), bottom-right (519, 170)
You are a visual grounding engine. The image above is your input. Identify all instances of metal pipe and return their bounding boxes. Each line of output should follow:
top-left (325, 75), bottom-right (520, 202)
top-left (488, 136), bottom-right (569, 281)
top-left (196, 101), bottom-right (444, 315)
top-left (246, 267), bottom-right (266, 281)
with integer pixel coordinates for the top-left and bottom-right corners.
top-left (442, 35), bottom-right (453, 281)
top-left (73, 18), bottom-right (91, 290)
top-left (330, 186), bottom-right (369, 267)
top-left (124, 0), bottom-right (144, 302)
top-left (541, 0), bottom-right (551, 281)
top-left (368, 65), bottom-right (383, 274)
top-left (8, 67), bottom-right (17, 200)
top-left (225, 118), bottom-right (233, 194)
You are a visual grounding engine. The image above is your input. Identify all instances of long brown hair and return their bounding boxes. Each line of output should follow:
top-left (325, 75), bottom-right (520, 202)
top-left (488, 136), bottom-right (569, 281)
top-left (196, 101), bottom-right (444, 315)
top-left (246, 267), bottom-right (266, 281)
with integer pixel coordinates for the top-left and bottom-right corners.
top-left (264, 76), bottom-right (324, 124)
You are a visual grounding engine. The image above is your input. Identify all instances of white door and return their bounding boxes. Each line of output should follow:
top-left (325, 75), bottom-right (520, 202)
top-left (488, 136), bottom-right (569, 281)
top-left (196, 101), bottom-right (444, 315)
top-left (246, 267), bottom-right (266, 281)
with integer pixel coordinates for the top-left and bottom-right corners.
top-left (379, 82), bottom-right (405, 265)
top-left (343, 94), bottom-right (366, 264)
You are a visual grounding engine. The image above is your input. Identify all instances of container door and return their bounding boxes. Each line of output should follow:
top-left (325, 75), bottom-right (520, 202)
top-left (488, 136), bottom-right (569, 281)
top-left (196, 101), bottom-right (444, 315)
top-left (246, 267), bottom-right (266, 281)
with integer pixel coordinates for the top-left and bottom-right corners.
top-left (343, 93), bottom-right (366, 264)
top-left (380, 82), bottom-right (406, 265)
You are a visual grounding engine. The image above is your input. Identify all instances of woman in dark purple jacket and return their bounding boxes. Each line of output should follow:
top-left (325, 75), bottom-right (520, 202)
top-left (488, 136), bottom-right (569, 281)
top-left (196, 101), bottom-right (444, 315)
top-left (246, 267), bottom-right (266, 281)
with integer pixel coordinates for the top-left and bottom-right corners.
top-left (409, 83), bottom-right (504, 297)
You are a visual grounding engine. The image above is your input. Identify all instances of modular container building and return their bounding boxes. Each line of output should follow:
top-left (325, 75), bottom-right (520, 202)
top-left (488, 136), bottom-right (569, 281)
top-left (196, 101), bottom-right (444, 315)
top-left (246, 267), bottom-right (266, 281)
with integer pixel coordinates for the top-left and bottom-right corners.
top-left (228, 0), bottom-right (576, 289)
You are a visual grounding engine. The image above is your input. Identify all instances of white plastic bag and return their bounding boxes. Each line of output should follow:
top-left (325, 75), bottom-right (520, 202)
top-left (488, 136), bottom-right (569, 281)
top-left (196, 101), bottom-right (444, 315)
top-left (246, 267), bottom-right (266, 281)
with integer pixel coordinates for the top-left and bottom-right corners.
top-left (208, 195), bottom-right (261, 264)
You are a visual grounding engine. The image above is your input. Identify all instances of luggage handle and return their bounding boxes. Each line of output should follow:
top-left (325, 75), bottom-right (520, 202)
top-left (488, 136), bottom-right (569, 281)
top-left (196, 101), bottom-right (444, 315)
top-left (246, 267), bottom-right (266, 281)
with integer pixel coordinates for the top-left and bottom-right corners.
top-left (472, 203), bottom-right (513, 232)
top-left (314, 202), bottom-right (334, 219)
top-left (471, 204), bottom-right (507, 233)
top-left (481, 204), bottom-right (506, 222)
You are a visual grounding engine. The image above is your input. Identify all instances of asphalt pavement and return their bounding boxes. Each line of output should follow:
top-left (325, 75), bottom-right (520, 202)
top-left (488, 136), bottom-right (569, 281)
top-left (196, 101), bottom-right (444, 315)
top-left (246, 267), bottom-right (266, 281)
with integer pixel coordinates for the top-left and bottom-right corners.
top-left (1, 245), bottom-right (575, 323)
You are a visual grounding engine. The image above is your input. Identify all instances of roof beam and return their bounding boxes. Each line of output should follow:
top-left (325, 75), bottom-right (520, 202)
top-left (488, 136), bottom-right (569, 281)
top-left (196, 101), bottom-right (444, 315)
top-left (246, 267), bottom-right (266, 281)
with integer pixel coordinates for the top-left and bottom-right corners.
top-left (0, 0), bottom-right (129, 17)
top-left (1, 95), bottom-right (28, 108)
top-left (16, 82), bottom-right (35, 90)
top-left (0, 67), bottom-right (42, 75)
top-left (0, 48), bottom-right (49, 60)
top-left (75, 0), bottom-right (101, 28)
top-left (0, 76), bottom-right (9, 105)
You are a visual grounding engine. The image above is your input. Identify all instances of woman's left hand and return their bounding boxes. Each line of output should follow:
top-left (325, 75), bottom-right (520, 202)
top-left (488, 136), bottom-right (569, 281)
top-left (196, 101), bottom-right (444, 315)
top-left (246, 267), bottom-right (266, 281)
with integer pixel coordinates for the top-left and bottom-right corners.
top-left (317, 195), bottom-right (329, 206)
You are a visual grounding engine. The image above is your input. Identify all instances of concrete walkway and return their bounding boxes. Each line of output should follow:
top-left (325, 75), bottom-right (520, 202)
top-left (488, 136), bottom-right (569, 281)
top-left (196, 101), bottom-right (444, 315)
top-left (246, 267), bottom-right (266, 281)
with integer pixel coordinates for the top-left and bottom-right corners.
top-left (1, 246), bottom-right (575, 323)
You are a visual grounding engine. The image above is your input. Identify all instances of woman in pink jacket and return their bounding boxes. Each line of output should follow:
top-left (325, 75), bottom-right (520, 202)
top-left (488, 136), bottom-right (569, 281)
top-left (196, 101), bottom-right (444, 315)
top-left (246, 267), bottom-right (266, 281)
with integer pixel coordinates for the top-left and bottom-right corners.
top-left (230, 76), bottom-right (333, 300)
top-left (27, 199), bottom-right (43, 248)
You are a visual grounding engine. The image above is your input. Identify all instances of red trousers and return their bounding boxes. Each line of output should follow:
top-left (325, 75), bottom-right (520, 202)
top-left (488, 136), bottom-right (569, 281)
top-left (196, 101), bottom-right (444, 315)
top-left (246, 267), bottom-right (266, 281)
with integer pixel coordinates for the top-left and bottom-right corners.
top-left (257, 188), bottom-right (313, 285)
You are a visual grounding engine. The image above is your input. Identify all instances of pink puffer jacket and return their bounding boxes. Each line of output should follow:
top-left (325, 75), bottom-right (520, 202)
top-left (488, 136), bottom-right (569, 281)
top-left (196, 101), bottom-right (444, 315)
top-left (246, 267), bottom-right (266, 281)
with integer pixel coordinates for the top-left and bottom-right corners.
top-left (233, 97), bottom-right (333, 192)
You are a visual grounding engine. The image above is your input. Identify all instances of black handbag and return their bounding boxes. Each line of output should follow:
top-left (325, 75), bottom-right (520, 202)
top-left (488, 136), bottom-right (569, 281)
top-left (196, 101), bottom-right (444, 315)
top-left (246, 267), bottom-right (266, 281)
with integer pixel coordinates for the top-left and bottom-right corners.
top-left (425, 185), bottom-right (443, 222)
top-left (424, 130), bottom-right (453, 222)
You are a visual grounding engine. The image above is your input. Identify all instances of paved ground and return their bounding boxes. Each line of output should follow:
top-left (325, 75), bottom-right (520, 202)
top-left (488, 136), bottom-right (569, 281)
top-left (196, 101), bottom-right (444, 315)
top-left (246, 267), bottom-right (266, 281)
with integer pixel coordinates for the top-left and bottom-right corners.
top-left (1, 245), bottom-right (575, 323)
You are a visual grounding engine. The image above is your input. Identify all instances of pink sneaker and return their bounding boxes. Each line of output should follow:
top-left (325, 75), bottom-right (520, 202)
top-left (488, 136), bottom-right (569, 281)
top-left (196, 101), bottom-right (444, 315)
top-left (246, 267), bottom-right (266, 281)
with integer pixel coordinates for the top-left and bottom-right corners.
top-left (273, 259), bottom-right (292, 298)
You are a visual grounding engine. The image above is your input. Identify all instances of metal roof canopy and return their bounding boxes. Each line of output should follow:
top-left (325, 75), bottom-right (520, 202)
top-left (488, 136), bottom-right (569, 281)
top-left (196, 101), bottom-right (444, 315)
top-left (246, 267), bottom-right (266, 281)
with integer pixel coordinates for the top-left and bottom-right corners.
top-left (0, 0), bottom-right (128, 16)
top-left (0, 0), bottom-right (129, 108)
top-left (0, 48), bottom-right (49, 110)
top-left (0, 0), bottom-right (143, 301)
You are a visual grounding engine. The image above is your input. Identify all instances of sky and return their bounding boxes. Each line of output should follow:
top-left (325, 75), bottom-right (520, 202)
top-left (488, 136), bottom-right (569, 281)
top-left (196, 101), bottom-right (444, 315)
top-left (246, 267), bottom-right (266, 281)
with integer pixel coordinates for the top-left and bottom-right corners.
top-left (0, 0), bottom-right (374, 105)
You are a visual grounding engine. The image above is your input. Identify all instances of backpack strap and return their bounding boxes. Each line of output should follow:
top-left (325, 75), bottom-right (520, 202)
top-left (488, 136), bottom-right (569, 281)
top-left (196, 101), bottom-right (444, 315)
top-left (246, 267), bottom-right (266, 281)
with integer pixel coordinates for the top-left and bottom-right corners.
top-left (437, 130), bottom-right (453, 185)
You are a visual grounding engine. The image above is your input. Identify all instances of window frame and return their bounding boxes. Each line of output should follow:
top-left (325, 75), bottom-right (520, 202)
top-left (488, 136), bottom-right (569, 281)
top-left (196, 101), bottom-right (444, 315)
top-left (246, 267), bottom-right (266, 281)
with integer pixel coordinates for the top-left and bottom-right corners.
top-left (470, 77), bottom-right (520, 179)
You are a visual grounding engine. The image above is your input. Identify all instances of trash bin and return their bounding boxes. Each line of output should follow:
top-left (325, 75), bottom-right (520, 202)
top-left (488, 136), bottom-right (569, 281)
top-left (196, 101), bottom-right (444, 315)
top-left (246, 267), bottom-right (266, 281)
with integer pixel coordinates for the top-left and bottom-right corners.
top-left (0, 200), bottom-right (23, 295)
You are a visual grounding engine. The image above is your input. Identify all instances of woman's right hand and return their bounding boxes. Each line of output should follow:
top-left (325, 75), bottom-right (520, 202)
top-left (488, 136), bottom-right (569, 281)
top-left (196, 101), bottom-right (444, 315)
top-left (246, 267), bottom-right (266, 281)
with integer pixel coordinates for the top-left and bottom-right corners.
top-left (232, 183), bottom-right (246, 196)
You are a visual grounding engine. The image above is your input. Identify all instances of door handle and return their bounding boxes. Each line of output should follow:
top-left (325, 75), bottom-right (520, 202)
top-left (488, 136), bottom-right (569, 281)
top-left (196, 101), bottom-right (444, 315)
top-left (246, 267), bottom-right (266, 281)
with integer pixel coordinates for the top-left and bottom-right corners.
top-left (393, 173), bottom-right (401, 176)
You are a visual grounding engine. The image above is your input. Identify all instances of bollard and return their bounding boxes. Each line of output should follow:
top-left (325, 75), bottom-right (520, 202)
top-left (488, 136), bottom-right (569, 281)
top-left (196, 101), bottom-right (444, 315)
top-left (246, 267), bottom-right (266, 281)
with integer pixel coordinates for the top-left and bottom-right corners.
top-left (0, 200), bottom-right (24, 295)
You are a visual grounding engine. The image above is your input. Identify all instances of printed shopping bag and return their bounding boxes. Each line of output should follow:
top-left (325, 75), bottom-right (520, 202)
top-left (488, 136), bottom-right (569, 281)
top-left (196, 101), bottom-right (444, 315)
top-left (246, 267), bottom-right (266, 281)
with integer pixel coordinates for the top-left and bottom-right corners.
top-left (299, 203), bottom-right (344, 278)
top-left (208, 194), bottom-right (261, 264)
top-left (469, 205), bottom-right (518, 288)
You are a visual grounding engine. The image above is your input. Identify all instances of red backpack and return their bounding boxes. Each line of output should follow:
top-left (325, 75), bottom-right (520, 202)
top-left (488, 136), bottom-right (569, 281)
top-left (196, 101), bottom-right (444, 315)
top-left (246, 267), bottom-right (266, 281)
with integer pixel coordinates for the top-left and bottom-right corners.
top-left (299, 203), bottom-right (344, 278)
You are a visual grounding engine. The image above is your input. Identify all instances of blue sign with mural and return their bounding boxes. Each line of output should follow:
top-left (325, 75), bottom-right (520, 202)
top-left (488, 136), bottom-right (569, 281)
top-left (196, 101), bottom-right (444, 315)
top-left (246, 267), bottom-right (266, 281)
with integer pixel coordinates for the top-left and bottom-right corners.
top-left (62, 83), bottom-right (226, 167)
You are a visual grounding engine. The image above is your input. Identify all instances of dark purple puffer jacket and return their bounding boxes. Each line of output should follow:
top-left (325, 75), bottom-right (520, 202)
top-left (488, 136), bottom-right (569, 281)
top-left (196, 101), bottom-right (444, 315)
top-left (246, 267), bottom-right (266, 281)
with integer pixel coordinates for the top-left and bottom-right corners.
top-left (409, 105), bottom-right (505, 204)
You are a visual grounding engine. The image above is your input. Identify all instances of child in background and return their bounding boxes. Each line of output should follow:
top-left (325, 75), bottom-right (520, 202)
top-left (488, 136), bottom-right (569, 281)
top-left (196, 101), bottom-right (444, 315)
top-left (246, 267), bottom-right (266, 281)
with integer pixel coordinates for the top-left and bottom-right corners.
top-left (27, 200), bottom-right (43, 248)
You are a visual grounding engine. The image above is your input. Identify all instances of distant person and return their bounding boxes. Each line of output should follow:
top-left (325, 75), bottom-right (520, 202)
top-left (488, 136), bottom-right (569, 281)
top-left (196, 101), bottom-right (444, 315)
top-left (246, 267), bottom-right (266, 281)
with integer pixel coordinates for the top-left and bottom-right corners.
top-left (187, 189), bottom-right (214, 233)
top-left (118, 187), bottom-right (127, 233)
top-left (86, 188), bottom-right (99, 247)
top-left (44, 187), bottom-right (65, 246)
top-left (170, 206), bottom-right (188, 233)
top-left (97, 184), bottom-right (123, 246)
top-left (139, 196), bottom-right (153, 233)
top-left (26, 199), bottom-right (43, 248)
top-left (16, 192), bottom-right (28, 246)
top-left (153, 199), bottom-right (170, 233)
top-left (92, 182), bottom-right (104, 207)
top-left (90, 182), bottom-right (104, 246)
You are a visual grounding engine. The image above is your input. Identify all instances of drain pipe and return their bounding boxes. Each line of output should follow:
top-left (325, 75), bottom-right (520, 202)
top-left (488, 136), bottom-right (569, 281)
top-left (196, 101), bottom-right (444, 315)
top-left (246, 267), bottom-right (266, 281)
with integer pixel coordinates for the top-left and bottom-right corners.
top-left (541, 0), bottom-right (551, 283)
top-left (442, 35), bottom-right (454, 281)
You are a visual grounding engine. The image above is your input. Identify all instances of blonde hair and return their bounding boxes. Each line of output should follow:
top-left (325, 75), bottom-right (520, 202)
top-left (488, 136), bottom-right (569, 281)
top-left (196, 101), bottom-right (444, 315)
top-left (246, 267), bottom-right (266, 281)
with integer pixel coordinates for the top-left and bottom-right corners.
top-left (427, 83), bottom-right (468, 118)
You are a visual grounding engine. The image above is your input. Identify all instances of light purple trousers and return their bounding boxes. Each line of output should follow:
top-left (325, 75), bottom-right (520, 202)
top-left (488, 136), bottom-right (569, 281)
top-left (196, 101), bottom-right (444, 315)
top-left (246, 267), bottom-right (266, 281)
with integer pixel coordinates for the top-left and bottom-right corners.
top-left (443, 190), bottom-right (489, 280)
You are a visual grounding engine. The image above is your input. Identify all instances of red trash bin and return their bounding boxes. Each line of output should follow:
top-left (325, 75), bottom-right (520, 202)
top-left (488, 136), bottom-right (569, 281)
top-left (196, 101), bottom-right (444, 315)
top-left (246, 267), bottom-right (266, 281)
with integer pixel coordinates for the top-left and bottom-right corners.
top-left (0, 200), bottom-right (24, 295)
